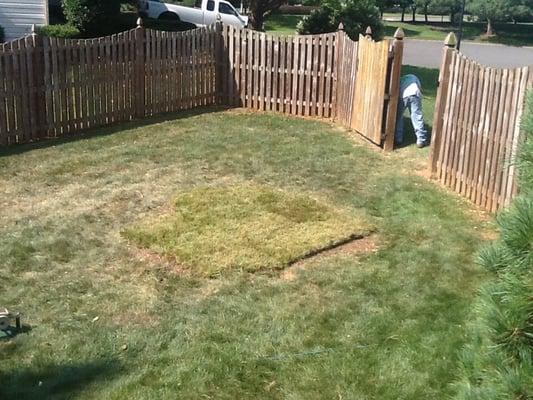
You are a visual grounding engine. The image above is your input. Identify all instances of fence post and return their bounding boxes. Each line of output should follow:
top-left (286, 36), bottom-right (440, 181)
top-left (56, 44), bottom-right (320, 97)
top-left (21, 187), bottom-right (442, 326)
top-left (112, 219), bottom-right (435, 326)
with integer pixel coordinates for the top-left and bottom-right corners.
top-left (383, 28), bottom-right (405, 151)
top-left (333, 22), bottom-right (345, 120)
top-left (214, 19), bottom-right (224, 105)
top-left (429, 32), bottom-right (456, 175)
top-left (365, 26), bottom-right (373, 40)
top-left (135, 18), bottom-right (146, 118)
top-left (29, 25), bottom-right (48, 140)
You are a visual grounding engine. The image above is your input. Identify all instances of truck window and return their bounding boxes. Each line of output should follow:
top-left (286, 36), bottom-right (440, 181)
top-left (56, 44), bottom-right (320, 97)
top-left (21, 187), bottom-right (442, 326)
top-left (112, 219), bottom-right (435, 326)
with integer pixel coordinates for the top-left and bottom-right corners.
top-left (218, 2), bottom-right (237, 16)
top-left (206, 0), bottom-right (215, 10)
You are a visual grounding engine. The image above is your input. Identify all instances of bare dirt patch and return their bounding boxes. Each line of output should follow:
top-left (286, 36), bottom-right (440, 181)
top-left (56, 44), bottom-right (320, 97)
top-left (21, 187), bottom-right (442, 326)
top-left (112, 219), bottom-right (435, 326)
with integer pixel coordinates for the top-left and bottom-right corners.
top-left (281, 234), bottom-right (379, 281)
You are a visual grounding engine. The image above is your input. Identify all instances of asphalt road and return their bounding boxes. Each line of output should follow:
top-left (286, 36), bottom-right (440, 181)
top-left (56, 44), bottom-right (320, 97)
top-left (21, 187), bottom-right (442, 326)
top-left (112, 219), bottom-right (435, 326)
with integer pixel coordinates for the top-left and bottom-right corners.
top-left (403, 39), bottom-right (533, 68)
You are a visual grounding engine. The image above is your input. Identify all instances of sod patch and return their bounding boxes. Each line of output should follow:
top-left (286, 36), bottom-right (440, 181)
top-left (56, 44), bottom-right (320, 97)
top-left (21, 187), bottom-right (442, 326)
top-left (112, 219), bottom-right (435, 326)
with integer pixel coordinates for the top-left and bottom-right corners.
top-left (123, 185), bottom-right (374, 276)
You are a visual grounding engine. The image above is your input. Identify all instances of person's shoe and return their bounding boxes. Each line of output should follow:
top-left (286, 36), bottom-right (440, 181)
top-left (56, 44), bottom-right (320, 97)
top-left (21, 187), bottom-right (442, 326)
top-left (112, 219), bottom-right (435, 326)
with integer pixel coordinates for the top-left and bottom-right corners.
top-left (416, 142), bottom-right (427, 149)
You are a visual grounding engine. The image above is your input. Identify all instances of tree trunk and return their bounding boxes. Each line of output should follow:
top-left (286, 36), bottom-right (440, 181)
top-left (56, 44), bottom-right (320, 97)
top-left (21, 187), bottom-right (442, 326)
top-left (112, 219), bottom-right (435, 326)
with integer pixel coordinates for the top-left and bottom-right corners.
top-left (450, 11), bottom-right (455, 24)
top-left (251, 11), bottom-right (264, 31)
top-left (412, 7), bottom-right (416, 22)
top-left (401, 8), bottom-right (405, 22)
top-left (486, 19), bottom-right (493, 36)
top-left (424, 5), bottom-right (428, 22)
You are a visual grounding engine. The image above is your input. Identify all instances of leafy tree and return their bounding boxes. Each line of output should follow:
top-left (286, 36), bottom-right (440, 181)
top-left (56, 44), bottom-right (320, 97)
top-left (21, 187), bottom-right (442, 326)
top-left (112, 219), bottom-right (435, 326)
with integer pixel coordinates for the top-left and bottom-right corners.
top-left (509, 0), bottom-right (533, 22)
top-left (416, 0), bottom-right (432, 21)
top-left (248, 0), bottom-right (285, 30)
top-left (398, 0), bottom-right (414, 21)
top-left (468, 0), bottom-right (513, 35)
top-left (375, 0), bottom-right (395, 16)
top-left (297, 0), bottom-right (384, 40)
top-left (429, 0), bottom-right (462, 23)
top-left (62, 0), bottom-right (122, 33)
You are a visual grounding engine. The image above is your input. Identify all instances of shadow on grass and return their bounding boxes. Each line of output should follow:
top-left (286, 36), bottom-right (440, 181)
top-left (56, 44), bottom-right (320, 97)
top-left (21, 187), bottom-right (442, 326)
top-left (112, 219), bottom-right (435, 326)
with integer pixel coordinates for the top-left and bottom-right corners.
top-left (0, 106), bottom-right (232, 158)
top-left (0, 359), bottom-right (122, 400)
top-left (384, 24), bottom-right (428, 38)
top-left (0, 324), bottom-right (32, 340)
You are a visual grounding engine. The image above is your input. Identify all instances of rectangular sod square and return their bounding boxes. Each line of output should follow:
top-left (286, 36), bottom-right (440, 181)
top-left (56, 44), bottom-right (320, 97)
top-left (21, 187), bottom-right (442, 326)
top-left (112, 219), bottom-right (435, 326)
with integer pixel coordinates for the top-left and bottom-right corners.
top-left (123, 185), bottom-right (373, 276)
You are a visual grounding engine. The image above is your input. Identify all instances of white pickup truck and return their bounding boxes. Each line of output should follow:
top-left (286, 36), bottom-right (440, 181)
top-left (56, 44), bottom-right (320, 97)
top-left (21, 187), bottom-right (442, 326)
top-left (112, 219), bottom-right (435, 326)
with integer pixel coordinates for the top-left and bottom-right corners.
top-left (139, 0), bottom-right (249, 28)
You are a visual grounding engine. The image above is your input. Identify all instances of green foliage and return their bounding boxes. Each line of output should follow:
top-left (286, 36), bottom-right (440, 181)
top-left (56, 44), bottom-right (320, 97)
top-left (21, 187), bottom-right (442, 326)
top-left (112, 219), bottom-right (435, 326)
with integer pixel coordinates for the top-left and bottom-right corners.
top-left (0, 25), bottom-right (4, 43)
top-left (468, 0), bottom-right (513, 22)
top-left (297, 6), bottom-right (336, 34)
top-left (297, 0), bottom-right (384, 40)
top-left (62, 0), bottom-right (122, 33)
top-left (430, 0), bottom-right (462, 17)
top-left (452, 92), bottom-right (533, 400)
top-left (37, 24), bottom-right (80, 38)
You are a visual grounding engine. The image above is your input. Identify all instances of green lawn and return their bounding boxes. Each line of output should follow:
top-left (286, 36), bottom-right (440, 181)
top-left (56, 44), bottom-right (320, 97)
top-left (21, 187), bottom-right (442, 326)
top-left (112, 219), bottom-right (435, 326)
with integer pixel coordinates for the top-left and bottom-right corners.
top-left (0, 68), bottom-right (495, 398)
top-left (264, 14), bottom-right (303, 35)
top-left (384, 20), bottom-right (533, 46)
top-left (264, 13), bottom-right (533, 46)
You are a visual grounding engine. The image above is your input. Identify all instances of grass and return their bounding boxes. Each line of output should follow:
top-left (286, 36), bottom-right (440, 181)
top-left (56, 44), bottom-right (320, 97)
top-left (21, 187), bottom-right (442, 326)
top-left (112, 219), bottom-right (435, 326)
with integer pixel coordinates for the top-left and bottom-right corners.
top-left (264, 13), bottom-right (533, 46)
top-left (385, 21), bottom-right (533, 46)
top-left (264, 14), bottom-right (303, 35)
top-left (123, 185), bottom-right (373, 276)
top-left (0, 67), bottom-right (495, 398)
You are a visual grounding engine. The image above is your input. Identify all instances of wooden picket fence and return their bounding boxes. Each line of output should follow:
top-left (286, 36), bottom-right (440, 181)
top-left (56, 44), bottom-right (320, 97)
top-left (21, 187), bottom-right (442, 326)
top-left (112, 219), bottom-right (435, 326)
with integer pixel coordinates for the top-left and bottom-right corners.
top-left (430, 33), bottom-right (533, 212)
top-left (0, 22), bottom-right (404, 150)
top-left (220, 25), bottom-right (404, 150)
top-left (220, 26), bottom-right (338, 118)
top-left (0, 24), bottom-right (220, 145)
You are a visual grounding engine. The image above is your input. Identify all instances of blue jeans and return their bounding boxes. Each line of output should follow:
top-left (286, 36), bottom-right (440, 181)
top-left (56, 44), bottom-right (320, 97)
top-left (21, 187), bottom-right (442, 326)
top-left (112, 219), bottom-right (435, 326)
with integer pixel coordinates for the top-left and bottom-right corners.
top-left (395, 95), bottom-right (428, 145)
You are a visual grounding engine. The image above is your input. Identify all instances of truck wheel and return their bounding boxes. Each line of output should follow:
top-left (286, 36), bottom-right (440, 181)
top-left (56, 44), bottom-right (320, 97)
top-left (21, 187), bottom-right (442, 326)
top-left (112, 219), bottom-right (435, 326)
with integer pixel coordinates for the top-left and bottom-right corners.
top-left (159, 12), bottom-right (181, 21)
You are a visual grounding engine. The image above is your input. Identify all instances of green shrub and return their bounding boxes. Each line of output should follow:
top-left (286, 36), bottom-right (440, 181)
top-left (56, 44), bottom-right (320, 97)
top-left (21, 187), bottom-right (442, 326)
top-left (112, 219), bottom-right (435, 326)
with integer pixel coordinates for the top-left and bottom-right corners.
top-left (297, 0), bottom-right (383, 40)
top-left (0, 25), bottom-right (4, 43)
top-left (452, 92), bottom-right (533, 399)
top-left (38, 24), bottom-right (80, 38)
top-left (62, 0), bottom-right (122, 33)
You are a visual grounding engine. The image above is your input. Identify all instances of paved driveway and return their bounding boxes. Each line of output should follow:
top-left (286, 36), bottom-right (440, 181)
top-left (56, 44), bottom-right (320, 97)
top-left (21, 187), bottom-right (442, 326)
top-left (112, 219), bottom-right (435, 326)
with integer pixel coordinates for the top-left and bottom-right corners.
top-left (403, 39), bottom-right (533, 68)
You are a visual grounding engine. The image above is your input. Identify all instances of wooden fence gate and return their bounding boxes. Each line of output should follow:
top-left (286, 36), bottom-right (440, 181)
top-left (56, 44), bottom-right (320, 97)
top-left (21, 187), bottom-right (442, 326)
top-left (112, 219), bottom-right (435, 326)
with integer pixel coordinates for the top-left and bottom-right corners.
top-left (430, 33), bottom-right (533, 212)
top-left (336, 27), bottom-right (404, 151)
top-left (351, 31), bottom-right (403, 150)
top-left (0, 22), bottom-right (404, 150)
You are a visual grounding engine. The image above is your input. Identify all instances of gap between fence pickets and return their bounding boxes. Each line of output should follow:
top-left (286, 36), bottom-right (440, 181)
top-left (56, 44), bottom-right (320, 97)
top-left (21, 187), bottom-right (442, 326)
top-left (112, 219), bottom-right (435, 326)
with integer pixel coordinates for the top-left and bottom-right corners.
top-left (0, 22), bottom-right (402, 152)
top-left (430, 31), bottom-right (532, 213)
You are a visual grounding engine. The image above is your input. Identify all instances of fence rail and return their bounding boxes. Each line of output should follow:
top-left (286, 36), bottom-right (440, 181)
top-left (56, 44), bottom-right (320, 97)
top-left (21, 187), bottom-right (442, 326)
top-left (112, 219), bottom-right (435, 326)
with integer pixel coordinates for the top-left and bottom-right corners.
top-left (0, 22), bottom-right (403, 150)
top-left (430, 33), bottom-right (532, 212)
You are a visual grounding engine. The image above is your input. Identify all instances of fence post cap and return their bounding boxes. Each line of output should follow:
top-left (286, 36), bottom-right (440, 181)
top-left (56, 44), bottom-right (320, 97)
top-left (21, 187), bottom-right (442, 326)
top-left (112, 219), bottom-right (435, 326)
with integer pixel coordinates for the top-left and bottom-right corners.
top-left (393, 27), bottom-right (405, 40)
top-left (337, 22), bottom-right (344, 31)
top-left (365, 26), bottom-right (373, 38)
top-left (31, 24), bottom-right (37, 36)
top-left (216, 13), bottom-right (222, 22)
top-left (136, 17), bottom-right (144, 28)
top-left (444, 32), bottom-right (457, 47)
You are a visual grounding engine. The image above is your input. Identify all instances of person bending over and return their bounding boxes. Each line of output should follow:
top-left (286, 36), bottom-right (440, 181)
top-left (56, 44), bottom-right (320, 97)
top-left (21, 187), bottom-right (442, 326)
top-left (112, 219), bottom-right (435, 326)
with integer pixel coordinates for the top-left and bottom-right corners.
top-left (396, 74), bottom-right (428, 148)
